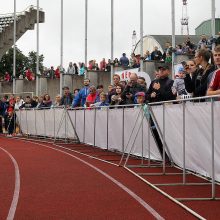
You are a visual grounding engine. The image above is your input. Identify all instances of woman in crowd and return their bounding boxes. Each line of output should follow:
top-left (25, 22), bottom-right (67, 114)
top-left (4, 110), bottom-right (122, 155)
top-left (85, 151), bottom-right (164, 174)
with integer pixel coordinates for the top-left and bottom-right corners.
top-left (79, 62), bottom-right (85, 75)
top-left (184, 49), bottom-right (215, 97)
top-left (114, 58), bottom-right (120, 66)
top-left (86, 86), bottom-right (97, 107)
top-left (52, 95), bottom-right (61, 107)
top-left (55, 66), bottom-right (60, 78)
top-left (110, 84), bottom-right (125, 106)
top-left (42, 94), bottom-right (52, 108)
top-left (14, 96), bottom-right (24, 110)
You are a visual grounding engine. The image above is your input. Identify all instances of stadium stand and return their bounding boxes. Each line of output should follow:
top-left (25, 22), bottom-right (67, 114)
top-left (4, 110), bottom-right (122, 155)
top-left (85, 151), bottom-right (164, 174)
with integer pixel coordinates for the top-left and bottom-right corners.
top-left (0, 5), bottom-right (45, 60)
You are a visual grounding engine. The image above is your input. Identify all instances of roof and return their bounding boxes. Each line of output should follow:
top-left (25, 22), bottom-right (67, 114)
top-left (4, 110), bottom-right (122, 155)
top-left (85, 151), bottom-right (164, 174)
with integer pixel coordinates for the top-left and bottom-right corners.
top-left (134, 35), bottom-right (201, 54)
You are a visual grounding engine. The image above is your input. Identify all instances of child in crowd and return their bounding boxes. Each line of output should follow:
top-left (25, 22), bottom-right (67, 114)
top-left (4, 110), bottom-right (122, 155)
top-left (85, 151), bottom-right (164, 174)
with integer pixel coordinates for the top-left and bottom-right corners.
top-left (135, 92), bottom-right (146, 105)
top-left (172, 66), bottom-right (187, 96)
top-left (91, 92), bottom-right (109, 109)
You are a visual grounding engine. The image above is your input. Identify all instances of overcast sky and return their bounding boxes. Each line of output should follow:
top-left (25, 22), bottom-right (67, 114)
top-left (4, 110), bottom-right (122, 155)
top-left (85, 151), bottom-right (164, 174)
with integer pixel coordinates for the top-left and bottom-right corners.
top-left (1, 0), bottom-right (220, 68)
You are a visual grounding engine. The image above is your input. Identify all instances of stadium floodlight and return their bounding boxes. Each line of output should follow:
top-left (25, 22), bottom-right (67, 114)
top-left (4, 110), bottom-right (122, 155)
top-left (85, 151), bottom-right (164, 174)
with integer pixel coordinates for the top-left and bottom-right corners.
top-left (13, 0), bottom-right (16, 94)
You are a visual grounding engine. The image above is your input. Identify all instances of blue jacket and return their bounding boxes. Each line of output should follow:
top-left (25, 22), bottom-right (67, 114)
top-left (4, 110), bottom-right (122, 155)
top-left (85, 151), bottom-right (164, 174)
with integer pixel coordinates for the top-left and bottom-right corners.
top-left (72, 86), bottom-right (90, 107)
top-left (0, 101), bottom-right (6, 116)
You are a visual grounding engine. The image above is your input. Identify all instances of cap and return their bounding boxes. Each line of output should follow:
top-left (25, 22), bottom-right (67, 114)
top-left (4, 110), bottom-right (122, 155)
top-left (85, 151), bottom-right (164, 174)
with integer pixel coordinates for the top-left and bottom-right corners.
top-left (177, 66), bottom-right (184, 73)
top-left (158, 65), bottom-right (170, 70)
top-left (62, 86), bottom-right (69, 90)
top-left (135, 92), bottom-right (145, 97)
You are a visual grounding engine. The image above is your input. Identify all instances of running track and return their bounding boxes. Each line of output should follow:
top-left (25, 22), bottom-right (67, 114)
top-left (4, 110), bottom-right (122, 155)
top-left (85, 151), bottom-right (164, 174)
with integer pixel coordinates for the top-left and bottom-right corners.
top-left (0, 137), bottom-right (203, 219)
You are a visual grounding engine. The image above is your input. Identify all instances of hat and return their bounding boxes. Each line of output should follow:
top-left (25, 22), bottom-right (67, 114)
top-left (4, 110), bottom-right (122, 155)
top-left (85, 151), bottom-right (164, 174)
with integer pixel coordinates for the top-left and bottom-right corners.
top-left (177, 66), bottom-right (184, 73)
top-left (135, 92), bottom-right (145, 97)
top-left (62, 86), bottom-right (69, 90)
top-left (158, 65), bottom-right (170, 70)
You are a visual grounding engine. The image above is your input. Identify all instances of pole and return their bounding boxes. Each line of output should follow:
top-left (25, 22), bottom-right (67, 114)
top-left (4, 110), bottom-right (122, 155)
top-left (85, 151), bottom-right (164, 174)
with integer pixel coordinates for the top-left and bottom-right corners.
top-left (110, 0), bottom-right (114, 85)
top-left (13, 0), bottom-right (16, 94)
top-left (211, 0), bottom-right (216, 43)
top-left (171, 0), bottom-right (175, 79)
top-left (140, 0), bottom-right (144, 72)
top-left (36, 0), bottom-right (40, 96)
top-left (60, 0), bottom-right (64, 95)
top-left (84, 0), bottom-right (88, 78)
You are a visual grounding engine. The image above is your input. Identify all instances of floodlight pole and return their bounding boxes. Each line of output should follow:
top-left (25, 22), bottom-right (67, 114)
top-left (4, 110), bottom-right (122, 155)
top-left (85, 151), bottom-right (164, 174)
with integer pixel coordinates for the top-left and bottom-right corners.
top-left (171, 0), bottom-right (175, 79)
top-left (85, 0), bottom-right (88, 78)
top-left (13, 0), bottom-right (16, 94)
top-left (60, 0), bottom-right (64, 95)
top-left (36, 0), bottom-right (40, 96)
top-left (110, 0), bottom-right (114, 85)
top-left (140, 0), bottom-right (144, 72)
top-left (211, 0), bottom-right (215, 39)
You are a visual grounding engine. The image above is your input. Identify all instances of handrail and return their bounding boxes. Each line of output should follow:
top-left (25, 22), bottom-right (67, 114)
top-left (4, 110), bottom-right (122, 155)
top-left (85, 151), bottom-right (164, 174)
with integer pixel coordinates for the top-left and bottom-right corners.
top-left (148, 94), bottom-right (220, 106)
top-left (0, 5), bottom-right (43, 17)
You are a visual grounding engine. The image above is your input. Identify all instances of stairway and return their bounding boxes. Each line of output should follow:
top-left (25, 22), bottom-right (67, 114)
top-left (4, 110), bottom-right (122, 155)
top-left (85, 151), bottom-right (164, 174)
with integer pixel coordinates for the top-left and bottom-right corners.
top-left (0, 5), bottom-right (45, 60)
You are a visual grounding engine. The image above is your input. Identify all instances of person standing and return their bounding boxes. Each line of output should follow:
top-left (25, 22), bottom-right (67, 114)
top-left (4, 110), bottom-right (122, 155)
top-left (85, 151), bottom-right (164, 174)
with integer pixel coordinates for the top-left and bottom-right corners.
top-left (184, 49), bottom-right (215, 97)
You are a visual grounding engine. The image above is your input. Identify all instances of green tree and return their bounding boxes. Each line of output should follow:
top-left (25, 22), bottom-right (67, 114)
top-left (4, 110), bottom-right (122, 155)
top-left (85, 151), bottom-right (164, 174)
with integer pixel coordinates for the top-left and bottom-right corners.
top-left (0, 48), bottom-right (44, 79)
top-left (0, 47), bottom-right (28, 78)
top-left (27, 51), bottom-right (44, 76)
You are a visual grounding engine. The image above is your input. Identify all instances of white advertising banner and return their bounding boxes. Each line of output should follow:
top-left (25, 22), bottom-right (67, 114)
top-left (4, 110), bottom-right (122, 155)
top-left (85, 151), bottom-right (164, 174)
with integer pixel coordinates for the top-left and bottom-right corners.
top-left (151, 101), bottom-right (220, 182)
top-left (16, 108), bottom-right (162, 161)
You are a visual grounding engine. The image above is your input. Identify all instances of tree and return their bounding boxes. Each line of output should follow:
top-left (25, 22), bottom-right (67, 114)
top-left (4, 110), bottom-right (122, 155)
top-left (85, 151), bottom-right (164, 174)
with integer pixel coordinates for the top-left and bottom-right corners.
top-left (0, 48), bottom-right (44, 79)
top-left (0, 47), bottom-right (28, 78)
top-left (27, 51), bottom-right (44, 76)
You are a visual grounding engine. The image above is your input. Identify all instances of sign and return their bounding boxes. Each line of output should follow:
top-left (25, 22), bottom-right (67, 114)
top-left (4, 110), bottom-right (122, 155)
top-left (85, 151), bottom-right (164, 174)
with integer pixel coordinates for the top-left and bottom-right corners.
top-left (115, 68), bottom-right (151, 89)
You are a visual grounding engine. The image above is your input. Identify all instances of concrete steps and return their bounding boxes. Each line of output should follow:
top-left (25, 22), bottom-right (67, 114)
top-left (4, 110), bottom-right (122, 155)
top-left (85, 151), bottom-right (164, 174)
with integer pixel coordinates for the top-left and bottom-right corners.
top-left (0, 6), bottom-right (45, 59)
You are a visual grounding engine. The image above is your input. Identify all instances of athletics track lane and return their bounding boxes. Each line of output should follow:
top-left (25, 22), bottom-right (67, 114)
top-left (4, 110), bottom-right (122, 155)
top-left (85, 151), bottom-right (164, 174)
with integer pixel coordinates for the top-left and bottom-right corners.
top-left (0, 137), bottom-right (197, 219)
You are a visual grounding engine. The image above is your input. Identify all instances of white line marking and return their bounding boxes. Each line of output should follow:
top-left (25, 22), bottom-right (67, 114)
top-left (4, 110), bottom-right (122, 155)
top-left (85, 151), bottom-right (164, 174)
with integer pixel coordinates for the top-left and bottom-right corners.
top-left (0, 147), bottom-right (20, 220)
top-left (23, 140), bottom-right (164, 220)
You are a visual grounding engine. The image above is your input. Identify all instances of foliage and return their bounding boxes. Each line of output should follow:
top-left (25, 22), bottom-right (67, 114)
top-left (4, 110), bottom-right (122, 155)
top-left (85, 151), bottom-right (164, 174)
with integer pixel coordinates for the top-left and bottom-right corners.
top-left (0, 47), bottom-right (44, 78)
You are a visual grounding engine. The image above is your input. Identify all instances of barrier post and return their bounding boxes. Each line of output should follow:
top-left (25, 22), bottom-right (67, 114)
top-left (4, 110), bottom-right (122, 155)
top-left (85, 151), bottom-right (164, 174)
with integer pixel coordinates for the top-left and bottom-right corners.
top-left (83, 108), bottom-right (86, 143)
top-left (64, 108), bottom-right (67, 142)
top-left (162, 103), bottom-right (166, 174)
top-left (182, 101), bottom-right (186, 184)
top-left (211, 98), bottom-right (215, 199)
top-left (147, 115), bottom-right (151, 166)
top-left (122, 107), bottom-right (125, 153)
top-left (43, 109), bottom-right (46, 139)
top-left (93, 108), bottom-right (96, 147)
top-left (34, 109), bottom-right (37, 137)
top-left (53, 108), bottom-right (56, 139)
top-left (25, 110), bottom-right (28, 138)
top-left (107, 107), bottom-right (109, 150)
top-left (141, 109), bottom-right (144, 165)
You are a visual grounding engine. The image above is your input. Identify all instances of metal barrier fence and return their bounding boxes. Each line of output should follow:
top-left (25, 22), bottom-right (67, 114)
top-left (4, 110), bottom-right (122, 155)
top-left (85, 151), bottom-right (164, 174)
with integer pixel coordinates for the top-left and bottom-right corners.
top-left (145, 95), bottom-right (220, 201)
top-left (15, 105), bottom-right (162, 162)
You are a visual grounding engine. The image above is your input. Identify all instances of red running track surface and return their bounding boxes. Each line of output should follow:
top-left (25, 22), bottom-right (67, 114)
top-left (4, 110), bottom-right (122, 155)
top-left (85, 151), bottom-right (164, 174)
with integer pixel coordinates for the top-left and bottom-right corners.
top-left (0, 137), bottom-right (199, 219)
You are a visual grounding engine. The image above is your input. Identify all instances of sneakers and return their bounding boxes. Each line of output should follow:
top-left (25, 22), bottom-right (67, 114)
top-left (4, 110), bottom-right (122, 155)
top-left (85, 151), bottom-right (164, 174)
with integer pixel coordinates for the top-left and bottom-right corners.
top-left (6, 134), bottom-right (12, 137)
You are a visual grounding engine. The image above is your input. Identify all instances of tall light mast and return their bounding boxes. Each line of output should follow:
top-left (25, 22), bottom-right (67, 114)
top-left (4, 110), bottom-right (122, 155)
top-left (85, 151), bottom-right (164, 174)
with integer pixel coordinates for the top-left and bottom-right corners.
top-left (131, 30), bottom-right (137, 54)
top-left (181, 0), bottom-right (189, 35)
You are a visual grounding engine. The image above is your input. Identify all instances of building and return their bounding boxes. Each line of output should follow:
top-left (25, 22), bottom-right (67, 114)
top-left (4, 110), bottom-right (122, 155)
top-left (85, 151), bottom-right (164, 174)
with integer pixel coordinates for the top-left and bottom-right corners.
top-left (195, 18), bottom-right (220, 36)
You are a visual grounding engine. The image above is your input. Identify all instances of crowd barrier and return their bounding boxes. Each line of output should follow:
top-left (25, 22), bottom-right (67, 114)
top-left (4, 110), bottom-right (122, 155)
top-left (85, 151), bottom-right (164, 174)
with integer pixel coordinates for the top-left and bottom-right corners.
top-left (16, 106), bottom-right (162, 161)
top-left (149, 95), bottom-right (220, 186)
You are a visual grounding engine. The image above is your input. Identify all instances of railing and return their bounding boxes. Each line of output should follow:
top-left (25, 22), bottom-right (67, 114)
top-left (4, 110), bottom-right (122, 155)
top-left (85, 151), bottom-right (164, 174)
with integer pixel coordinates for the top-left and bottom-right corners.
top-left (147, 94), bottom-right (220, 200)
top-left (15, 105), bottom-right (162, 162)
top-left (0, 5), bottom-right (43, 17)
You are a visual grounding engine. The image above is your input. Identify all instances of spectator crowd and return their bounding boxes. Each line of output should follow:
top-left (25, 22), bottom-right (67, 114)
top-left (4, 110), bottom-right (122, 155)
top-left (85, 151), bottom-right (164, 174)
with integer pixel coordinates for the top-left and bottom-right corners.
top-left (1, 33), bottom-right (220, 82)
top-left (1, 44), bottom-right (220, 136)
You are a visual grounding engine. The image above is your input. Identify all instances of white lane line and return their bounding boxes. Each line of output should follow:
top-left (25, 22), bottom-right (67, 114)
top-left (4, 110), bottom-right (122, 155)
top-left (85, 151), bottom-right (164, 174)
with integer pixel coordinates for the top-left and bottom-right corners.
top-left (0, 147), bottom-right (20, 220)
top-left (25, 141), bottom-right (164, 220)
